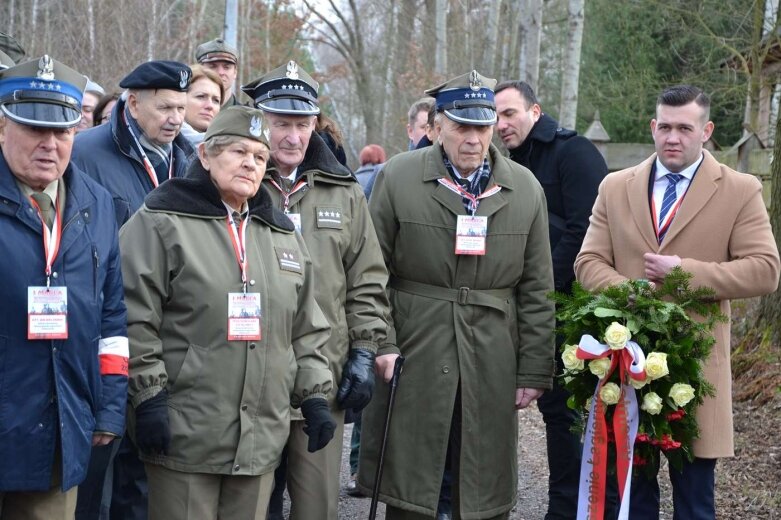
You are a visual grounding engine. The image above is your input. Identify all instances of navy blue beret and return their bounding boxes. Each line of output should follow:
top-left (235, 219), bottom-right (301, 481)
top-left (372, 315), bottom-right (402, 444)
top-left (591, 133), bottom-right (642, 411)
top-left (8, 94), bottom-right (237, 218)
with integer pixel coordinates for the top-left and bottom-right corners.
top-left (119, 60), bottom-right (191, 92)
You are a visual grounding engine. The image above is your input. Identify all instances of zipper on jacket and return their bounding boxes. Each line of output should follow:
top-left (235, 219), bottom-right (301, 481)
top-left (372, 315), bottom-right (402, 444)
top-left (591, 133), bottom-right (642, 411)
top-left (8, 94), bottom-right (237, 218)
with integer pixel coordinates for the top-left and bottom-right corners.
top-left (93, 245), bottom-right (100, 299)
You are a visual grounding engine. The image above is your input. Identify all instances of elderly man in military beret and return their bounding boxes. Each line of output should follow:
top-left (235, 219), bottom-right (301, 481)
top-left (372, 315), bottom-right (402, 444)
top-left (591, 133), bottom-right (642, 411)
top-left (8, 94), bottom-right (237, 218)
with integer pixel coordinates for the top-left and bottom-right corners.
top-left (242, 61), bottom-right (390, 520)
top-left (196, 37), bottom-right (244, 106)
top-left (0, 55), bottom-right (128, 520)
top-left (71, 60), bottom-right (194, 227)
top-left (358, 71), bottom-right (556, 520)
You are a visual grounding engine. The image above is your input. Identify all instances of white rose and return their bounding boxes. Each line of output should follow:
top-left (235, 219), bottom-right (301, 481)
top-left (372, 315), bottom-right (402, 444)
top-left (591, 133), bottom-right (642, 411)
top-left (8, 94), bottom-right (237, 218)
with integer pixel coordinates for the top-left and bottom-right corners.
top-left (629, 375), bottom-right (649, 390)
top-left (669, 383), bottom-right (696, 407)
top-left (599, 382), bottom-right (621, 405)
top-left (562, 344), bottom-right (584, 371)
top-left (645, 352), bottom-right (670, 380)
top-left (604, 322), bottom-right (631, 350)
top-left (640, 392), bottom-right (663, 415)
top-left (589, 358), bottom-right (612, 379)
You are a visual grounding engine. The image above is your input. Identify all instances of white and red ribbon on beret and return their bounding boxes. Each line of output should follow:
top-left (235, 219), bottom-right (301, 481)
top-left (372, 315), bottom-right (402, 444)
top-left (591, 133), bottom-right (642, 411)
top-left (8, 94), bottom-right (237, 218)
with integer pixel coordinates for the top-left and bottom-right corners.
top-left (575, 334), bottom-right (647, 520)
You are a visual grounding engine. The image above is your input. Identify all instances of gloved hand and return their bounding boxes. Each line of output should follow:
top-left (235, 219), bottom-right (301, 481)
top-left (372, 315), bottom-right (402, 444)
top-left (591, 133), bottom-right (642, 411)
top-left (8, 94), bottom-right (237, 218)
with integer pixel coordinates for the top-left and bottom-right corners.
top-left (301, 398), bottom-right (336, 453)
top-left (134, 389), bottom-right (171, 456)
top-left (336, 348), bottom-right (376, 412)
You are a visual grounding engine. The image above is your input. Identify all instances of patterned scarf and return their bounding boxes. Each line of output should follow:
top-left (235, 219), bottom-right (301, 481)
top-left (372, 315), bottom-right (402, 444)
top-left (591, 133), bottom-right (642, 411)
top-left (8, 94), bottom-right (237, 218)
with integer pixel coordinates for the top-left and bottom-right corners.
top-left (442, 151), bottom-right (492, 214)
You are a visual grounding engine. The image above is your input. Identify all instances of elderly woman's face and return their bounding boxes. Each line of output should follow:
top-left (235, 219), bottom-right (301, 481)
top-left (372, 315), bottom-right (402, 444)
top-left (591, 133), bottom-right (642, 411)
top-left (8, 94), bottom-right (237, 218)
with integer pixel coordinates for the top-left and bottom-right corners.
top-left (200, 137), bottom-right (269, 208)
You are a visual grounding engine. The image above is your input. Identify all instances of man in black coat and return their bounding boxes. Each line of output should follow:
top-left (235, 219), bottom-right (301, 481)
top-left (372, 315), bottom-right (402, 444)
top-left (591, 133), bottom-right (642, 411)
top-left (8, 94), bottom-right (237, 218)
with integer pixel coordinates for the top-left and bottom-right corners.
top-left (495, 80), bottom-right (608, 520)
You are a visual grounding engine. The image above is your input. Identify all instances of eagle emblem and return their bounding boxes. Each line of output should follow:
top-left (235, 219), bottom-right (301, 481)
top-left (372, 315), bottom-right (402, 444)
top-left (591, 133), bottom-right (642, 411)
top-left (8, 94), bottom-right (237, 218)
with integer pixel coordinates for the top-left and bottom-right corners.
top-left (286, 61), bottom-right (299, 80)
top-left (469, 70), bottom-right (481, 92)
top-left (37, 55), bottom-right (55, 81)
top-left (179, 70), bottom-right (190, 89)
top-left (249, 115), bottom-right (263, 138)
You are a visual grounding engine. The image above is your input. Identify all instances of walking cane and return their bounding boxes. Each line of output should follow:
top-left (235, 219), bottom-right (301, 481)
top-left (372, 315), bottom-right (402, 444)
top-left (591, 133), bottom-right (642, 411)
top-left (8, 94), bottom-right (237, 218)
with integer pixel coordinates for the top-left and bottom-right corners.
top-left (368, 355), bottom-right (405, 520)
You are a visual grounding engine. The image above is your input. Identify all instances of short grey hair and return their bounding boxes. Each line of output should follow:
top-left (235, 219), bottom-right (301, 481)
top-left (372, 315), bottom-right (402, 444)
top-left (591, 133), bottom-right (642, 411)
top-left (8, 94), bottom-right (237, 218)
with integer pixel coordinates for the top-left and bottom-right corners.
top-left (203, 134), bottom-right (246, 157)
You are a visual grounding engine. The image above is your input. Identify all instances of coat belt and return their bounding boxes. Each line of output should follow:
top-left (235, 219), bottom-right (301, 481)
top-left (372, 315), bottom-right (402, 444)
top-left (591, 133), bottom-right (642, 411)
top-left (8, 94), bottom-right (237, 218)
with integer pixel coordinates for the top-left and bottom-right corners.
top-left (389, 276), bottom-right (513, 313)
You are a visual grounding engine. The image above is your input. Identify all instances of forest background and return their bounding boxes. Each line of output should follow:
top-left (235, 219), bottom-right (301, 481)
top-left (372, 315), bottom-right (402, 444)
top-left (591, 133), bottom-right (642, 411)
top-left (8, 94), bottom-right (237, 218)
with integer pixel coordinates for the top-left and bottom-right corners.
top-left (3, 0), bottom-right (777, 160)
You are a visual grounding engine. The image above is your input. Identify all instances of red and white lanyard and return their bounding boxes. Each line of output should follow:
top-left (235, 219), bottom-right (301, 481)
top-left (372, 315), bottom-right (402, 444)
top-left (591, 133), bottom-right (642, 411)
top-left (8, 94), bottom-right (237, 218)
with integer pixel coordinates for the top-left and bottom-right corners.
top-left (437, 177), bottom-right (502, 216)
top-left (123, 111), bottom-right (173, 188)
top-left (651, 190), bottom-right (687, 242)
top-left (225, 211), bottom-right (249, 292)
top-left (268, 178), bottom-right (307, 213)
top-left (29, 195), bottom-right (62, 287)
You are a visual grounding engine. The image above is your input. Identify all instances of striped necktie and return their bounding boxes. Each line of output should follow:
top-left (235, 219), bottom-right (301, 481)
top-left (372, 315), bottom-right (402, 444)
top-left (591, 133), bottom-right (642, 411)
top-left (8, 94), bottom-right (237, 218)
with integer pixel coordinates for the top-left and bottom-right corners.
top-left (658, 173), bottom-right (683, 242)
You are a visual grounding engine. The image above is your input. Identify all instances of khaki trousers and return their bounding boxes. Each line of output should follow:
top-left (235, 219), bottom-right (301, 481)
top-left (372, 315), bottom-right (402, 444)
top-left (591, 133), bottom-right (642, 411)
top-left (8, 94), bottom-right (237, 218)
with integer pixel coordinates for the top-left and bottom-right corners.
top-left (0, 448), bottom-right (77, 520)
top-left (287, 408), bottom-right (346, 520)
top-left (145, 463), bottom-right (274, 520)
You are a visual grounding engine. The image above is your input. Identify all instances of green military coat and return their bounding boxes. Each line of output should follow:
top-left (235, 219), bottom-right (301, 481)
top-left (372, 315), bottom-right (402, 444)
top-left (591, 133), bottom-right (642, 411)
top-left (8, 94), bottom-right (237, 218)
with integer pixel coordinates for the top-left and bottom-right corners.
top-left (262, 132), bottom-right (389, 412)
top-left (358, 143), bottom-right (556, 519)
top-left (121, 163), bottom-right (332, 476)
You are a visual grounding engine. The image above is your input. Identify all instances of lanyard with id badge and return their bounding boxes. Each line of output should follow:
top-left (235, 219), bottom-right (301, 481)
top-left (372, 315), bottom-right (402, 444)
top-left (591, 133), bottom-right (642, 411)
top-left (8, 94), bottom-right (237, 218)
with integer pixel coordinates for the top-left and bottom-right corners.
top-left (268, 178), bottom-right (307, 232)
top-left (225, 211), bottom-right (262, 341)
top-left (437, 177), bottom-right (502, 255)
top-left (28, 195), bottom-right (68, 340)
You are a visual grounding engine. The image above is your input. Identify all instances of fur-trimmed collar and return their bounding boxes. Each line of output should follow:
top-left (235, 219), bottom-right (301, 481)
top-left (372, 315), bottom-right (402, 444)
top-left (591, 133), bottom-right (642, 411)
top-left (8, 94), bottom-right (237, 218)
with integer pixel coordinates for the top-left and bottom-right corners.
top-left (144, 160), bottom-right (295, 232)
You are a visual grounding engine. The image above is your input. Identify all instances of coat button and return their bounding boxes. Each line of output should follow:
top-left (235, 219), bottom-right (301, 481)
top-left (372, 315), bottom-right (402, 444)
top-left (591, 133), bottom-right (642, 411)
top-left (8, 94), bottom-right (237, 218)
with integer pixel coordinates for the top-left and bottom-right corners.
top-left (52, 347), bottom-right (57, 353)
top-left (241, 405), bottom-right (248, 411)
top-left (249, 279), bottom-right (256, 286)
top-left (249, 343), bottom-right (256, 349)
top-left (52, 271), bottom-right (58, 279)
top-left (38, 423), bottom-right (44, 429)
top-left (234, 464), bottom-right (240, 471)
top-left (442, 365), bottom-right (450, 374)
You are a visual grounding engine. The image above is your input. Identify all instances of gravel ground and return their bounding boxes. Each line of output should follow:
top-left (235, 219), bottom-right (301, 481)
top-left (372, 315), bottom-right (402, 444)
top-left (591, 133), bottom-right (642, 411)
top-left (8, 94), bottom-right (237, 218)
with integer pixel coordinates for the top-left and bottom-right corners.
top-left (331, 397), bottom-right (781, 519)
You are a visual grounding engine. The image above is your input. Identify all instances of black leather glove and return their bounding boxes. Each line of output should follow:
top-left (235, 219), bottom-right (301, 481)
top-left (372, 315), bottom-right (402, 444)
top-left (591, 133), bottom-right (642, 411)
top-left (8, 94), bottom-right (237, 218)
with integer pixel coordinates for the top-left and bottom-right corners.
top-left (300, 398), bottom-right (336, 453)
top-left (336, 348), bottom-right (376, 412)
top-left (134, 389), bottom-right (171, 456)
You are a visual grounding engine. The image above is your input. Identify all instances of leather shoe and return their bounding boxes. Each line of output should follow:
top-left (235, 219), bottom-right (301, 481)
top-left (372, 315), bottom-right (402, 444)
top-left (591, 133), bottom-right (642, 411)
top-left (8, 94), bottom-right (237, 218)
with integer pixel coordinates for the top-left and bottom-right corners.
top-left (346, 473), bottom-right (365, 497)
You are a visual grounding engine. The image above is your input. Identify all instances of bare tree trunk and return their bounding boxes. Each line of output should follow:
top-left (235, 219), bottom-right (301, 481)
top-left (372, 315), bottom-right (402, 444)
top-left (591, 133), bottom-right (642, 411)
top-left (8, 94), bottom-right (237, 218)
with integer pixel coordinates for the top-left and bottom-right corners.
top-left (484, 0), bottom-right (501, 76)
top-left (148, 0), bottom-right (157, 60)
top-left (520, 0), bottom-right (543, 91)
top-left (265, 0), bottom-right (273, 70)
top-left (559, 0), bottom-right (584, 129)
top-left (87, 0), bottom-right (96, 60)
top-left (381, 0), bottom-right (399, 146)
top-left (505, 0), bottom-right (521, 80)
top-left (435, 0), bottom-right (447, 75)
top-left (755, 105), bottom-right (781, 342)
top-left (31, 0), bottom-right (39, 49)
top-left (8, 0), bottom-right (16, 38)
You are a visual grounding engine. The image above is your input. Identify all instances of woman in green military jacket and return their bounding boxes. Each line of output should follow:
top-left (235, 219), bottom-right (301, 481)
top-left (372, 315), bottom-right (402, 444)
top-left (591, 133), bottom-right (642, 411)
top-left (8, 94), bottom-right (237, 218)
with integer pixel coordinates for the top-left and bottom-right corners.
top-left (120, 107), bottom-right (335, 520)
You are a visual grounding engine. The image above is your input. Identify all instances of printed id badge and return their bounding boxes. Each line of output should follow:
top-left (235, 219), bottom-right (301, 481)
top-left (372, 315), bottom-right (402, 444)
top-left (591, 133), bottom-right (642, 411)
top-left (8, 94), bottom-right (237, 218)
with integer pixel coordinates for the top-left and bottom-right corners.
top-left (287, 213), bottom-right (302, 232)
top-left (455, 215), bottom-right (488, 255)
top-left (28, 286), bottom-right (68, 339)
top-left (227, 292), bottom-right (262, 341)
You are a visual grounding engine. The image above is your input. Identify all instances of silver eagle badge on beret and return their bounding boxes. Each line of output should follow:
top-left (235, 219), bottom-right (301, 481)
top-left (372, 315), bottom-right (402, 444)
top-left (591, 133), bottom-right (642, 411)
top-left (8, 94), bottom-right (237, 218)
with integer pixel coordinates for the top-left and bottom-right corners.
top-left (179, 70), bottom-right (189, 90)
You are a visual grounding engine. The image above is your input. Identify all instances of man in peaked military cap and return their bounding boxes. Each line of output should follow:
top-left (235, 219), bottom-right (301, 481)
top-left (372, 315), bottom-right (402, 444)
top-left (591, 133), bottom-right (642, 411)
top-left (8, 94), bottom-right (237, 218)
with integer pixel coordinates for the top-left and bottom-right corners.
top-left (357, 70), bottom-right (555, 520)
top-left (70, 59), bottom-right (193, 520)
top-left (196, 37), bottom-right (244, 106)
top-left (0, 56), bottom-right (128, 520)
top-left (243, 61), bottom-right (390, 520)
top-left (71, 60), bottom-right (194, 227)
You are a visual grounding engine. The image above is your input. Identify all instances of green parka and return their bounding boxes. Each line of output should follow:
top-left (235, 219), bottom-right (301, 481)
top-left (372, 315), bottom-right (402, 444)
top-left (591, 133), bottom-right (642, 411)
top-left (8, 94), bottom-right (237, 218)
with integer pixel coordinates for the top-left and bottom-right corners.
top-left (262, 132), bottom-right (389, 411)
top-left (358, 143), bottom-right (556, 519)
top-left (121, 162), bottom-right (332, 476)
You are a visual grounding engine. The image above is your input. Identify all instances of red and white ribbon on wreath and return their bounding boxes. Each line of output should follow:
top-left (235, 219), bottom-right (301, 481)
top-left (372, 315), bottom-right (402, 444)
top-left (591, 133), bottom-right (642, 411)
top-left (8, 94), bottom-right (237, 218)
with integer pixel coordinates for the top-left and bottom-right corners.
top-left (575, 334), bottom-right (647, 520)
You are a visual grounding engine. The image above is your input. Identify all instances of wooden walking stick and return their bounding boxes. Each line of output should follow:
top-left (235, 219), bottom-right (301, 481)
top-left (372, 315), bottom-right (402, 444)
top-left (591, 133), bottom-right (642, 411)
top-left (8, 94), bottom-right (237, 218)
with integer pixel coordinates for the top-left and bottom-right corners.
top-left (368, 356), bottom-right (405, 520)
